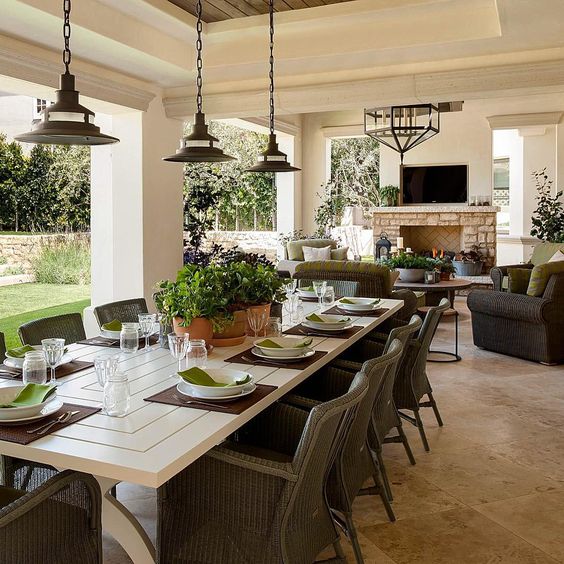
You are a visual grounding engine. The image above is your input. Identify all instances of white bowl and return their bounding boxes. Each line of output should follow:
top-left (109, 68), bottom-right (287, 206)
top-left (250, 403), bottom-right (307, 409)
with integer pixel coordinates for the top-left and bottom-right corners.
top-left (178, 369), bottom-right (253, 398)
top-left (100, 329), bottom-right (122, 339)
top-left (4, 346), bottom-right (72, 370)
top-left (337, 297), bottom-right (382, 312)
top-left (0, 385), bottom-right (57, 420)
top-left (304, 314), bottom-right (351, 330)
top-left (297, 288), bottom-right (317, 298)
top-left (254, 337), bottom-right (312, 357)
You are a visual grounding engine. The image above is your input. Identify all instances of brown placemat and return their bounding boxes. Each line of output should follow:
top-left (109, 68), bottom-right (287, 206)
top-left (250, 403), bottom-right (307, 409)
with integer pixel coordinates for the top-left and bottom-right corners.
top-left (144, 383), bottom-right (278, 415)
top-left (284, 324), bottom-right (365, 339)
top-left (77, 335), bottom-right (158, 348)
top-left (0, 403), bottom-right (101, 445)
top-left (0, 360), bottom-right (94, 381)
top-left (224, 347), bottom-right (327, 370)
top-left (322, 305), bottom-right (390, 318)
top-left (298, 295), bottom-right (343, 303)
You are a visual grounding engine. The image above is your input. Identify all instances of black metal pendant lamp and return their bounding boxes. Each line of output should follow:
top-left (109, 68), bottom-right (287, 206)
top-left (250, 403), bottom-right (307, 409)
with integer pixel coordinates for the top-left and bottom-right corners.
top-left (16, 1), bottom-right (119, 146)
top-left (246, 0), bottom-right (299, 173)
top-left (164, 0), bottom-right (234, 163)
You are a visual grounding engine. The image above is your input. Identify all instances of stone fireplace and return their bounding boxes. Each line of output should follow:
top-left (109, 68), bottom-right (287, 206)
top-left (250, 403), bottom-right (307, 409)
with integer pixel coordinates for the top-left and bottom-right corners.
top-left (373, 206), bottom-right (499, 269)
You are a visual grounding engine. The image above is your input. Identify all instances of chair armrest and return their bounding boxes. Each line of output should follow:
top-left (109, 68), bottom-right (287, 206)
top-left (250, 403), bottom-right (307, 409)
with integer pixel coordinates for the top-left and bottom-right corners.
top-left (490, 263), bottom-right (533, 291)
top-left (208, 445), bottom-right (298, 482)
top-left (282, 394), bottom-right (321, 411)
top-left (391, 289), bottom-right (417, 319)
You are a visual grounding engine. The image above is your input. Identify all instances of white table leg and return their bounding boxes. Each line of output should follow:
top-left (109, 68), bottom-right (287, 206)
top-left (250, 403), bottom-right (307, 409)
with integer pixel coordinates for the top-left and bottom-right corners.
top-left (95, 476), bottom-right (156, 564)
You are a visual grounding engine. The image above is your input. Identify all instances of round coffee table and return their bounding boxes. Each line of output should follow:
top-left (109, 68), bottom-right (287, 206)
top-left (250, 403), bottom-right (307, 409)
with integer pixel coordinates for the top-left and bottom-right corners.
top-left (393, 278), bottom-right (473, 307)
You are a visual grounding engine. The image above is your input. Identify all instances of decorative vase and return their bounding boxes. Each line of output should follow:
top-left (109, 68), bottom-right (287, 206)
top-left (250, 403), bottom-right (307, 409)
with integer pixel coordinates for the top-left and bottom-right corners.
top-left (173, 317), bottom-right (213, 342)
top-left (245, 303), bottom-right (271, 336)
top-left (210, 310), bottom-right (247, 347)
top-left (397, 268), bottom-right (426, 282)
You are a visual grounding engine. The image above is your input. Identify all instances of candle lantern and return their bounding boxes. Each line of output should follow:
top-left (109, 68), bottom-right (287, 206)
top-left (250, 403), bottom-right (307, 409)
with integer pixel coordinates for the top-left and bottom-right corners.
top-left (375, 232), bottom-right (392, 261)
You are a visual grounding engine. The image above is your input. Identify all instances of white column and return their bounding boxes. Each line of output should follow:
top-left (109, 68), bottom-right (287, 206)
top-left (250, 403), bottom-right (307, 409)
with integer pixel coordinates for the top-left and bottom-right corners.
top-left (87, 97), bottom-right (184, 335)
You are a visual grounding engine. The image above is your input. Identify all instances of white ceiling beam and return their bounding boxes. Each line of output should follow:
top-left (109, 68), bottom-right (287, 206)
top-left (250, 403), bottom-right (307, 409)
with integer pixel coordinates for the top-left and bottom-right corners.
top-left (487, 112), bottom-right (563, 129)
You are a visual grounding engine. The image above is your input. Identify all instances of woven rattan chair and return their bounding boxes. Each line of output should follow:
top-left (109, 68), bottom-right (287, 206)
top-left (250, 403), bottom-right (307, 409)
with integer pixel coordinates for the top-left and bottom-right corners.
top-left (294, 261), bottom-right (417, 319)
top-left (0, 470), bottom-right (102, 564)
top-left (93, 297), bottom-right (148, 327)
top-left (393, 298), bottom-right (449, 451)
top-left (157, 373), bottom-right (369, 564)
top-left (298, 278), bottom-right (360, 298)
top-left (18, 313), bottom-right (86, 346)
top-left (0, 332), bottom-right (5, 363)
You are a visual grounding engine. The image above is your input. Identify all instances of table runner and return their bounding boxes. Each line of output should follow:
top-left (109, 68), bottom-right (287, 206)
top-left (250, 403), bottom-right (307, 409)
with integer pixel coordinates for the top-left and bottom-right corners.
top-left (77, 335), bottom-right (159, 348)
top-left (0, 403), bottom-right (101, 445)
top-left (322, 305), bottom-right (390, 318)
top-left (0, 360), bottom-right (94, 381)
top-left (144, 383), bottom-right (278, 415)
top-left (283, 324), bottom-right (364, 339)
top-left (225, 347), bottom-right (327, 370)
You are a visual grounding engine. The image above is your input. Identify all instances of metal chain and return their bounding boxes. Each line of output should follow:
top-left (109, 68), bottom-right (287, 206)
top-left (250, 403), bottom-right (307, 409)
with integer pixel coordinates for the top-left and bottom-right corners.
top-left (195, 0), bottom-right (203, 113)
top-left (269, 0), bottom-right (275, 135)
top-left (62, 0), bottom-right (72, 73)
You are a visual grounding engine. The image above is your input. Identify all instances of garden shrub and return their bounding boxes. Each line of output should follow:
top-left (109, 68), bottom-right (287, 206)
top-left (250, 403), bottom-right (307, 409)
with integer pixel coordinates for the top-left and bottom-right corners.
top-left (32, 238), bottom-right (90, 284)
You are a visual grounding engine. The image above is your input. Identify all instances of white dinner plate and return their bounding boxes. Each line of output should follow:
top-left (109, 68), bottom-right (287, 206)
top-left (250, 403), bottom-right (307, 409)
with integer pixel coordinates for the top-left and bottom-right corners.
top-left (100, 329), bottom-right (123, 339)
top-left (297, 288), bottom-right (317, 298)
top-left (251, 346), bottom-right (315, 362)
top-left (177, 369), bottom-right (253, 398)
top-left (3, 352), bottom-right (74, 371)
top-left (0, 398), bottom-right (63, 425)
top-left (302, 320), bottom-right (353, 333)
top-left (303, 314), bottom-right (351, 330)
top-left (337, 298), bottom-right (382, 312)
top-left (176, 381), bottom-right (256, 402)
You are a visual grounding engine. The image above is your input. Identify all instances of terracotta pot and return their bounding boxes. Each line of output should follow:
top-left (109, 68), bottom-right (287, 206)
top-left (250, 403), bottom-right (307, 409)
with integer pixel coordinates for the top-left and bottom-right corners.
top-left (173, 317), bottom-right (213, 341)
top-left (440, 272), bottom-right (451, 281)
top-left (245, 303), bottom-right (271, 337)
top-left (211, 310), bottom-right (247, 347)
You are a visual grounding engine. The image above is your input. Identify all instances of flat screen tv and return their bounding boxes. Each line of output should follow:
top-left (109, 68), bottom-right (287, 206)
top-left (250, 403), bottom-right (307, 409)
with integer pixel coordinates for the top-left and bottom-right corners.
top-left (401, 164), bottom-right (468, 204)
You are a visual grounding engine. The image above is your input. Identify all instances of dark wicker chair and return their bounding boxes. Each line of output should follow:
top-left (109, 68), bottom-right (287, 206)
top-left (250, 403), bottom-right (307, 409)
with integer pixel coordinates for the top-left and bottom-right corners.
top-left (0, 470), bottom-right (103, 564)
top-left (157, 372), bottom-right (369, 564)
top-left (393, 298), bottom-right (449, 451)
top-left (0, 332), bottom-right (5, 363)
top-left (298, 278), bottom-right (360, 298)
top-left (294, 260), bottom-right (417, 319)
top-left (93, 297), bottom-right (148, 327)
top-left (18, 313), bottom-right (86, 346)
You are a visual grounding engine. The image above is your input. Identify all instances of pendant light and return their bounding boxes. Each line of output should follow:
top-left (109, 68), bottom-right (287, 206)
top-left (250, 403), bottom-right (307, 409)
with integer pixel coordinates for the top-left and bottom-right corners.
top-left (246, 0), bottom-right (300, 173)
top-left (164, 0), bottom-right (234, 163)
top-left (15, 1), bottom-right (119, 146)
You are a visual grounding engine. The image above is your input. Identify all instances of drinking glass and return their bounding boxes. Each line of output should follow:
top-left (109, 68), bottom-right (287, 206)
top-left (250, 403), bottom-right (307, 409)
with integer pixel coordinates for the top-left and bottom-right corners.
top-left (41, 338), bottom-right (65, 387)
top-left (168, 333), bottom-right (190, 373)
top-left (138, 313), bottom-right (157, 352)
top-left (265, 316), bottom-right (282, 337)
top-left (284, 279), bottom-right (297, 296)
top-left (247, 309), bottom-right (267, 338)
top-left (22, 351), bottom-right (47, 385)
top-left (186, 339), bottom-right (207, 369)
top-left (312, 280), bottom-right (327, 307)
top-left (103, 371), bottom-right (130, 417)
top-left (293, 304), bottom-right (305, 325)
top-left (94, 353), bottom-right (119, 388)
top-left (120, 323), bottom-right (139, 354)
top-left (157, 314), bottom-right (171, 349)
top-left (322, 285), bottom-right (335, 308)
top-left (283, 294), bottom-right (302, 324)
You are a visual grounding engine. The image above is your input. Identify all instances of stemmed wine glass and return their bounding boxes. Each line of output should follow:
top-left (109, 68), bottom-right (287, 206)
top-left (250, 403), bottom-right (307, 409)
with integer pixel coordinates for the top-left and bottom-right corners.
top-left (312, 280), bottom-right (327, 307)
top-left (41, 338), bottom-right (65, 387)
top-left (284, 279), bottom-right (297, 296)
top-left (168, 333), bottom-right (190, 374)
top-left (247, 309), bottom-right (267, 338)
top-left (138, 313), bottom-right (157, 352)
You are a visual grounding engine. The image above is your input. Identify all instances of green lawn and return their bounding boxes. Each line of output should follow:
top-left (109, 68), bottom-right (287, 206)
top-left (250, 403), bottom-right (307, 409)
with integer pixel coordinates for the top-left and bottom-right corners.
top-left (0, 283), bottom-right (90, 349)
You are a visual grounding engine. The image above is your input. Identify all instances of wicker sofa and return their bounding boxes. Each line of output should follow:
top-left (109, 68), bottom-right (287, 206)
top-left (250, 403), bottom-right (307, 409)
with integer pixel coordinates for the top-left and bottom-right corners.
top-left (277, 238), bottom-right (348, 275)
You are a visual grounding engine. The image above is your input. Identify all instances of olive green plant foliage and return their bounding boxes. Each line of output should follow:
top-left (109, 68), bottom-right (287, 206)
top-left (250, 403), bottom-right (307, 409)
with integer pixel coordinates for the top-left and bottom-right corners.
top-left (530, 169), bottom-right (564, 243)
top-left (31, 238), bottom-right (91, 285)
top-left (383, 253), bottom-right (434, 270)
top-left (0, 134), bottom-right (90, 232)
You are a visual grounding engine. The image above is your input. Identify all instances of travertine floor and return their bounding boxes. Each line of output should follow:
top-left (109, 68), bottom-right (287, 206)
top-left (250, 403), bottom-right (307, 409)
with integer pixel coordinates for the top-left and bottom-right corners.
top-left (105, 298), bottom-right (564, 563)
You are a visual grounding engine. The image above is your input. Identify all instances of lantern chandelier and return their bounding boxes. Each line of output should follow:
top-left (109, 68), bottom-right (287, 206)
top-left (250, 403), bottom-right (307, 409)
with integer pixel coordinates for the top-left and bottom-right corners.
top-left (164, 0), bottom-right (234, 163)
top-left (246, 0), bottom-right (300, 173)
top-left (16, 1), bottom-right (119, 146)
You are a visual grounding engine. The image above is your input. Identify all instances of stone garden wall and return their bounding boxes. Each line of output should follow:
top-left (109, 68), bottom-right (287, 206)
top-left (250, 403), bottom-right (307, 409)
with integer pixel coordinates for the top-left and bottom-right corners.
top-left (200, 231), bottom-right (280, 262)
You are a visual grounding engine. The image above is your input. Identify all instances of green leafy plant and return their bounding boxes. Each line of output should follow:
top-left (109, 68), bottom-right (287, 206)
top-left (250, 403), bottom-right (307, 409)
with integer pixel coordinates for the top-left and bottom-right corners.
top-left (378, 185), bottom-right (399, 206)
top-left (383, 253), bottom-right (434, 270)
top-left (432, 259), bottom-right (456, 274)
top-left (0, 256), bottom-right (6, 265)
top-left (314, 181), bottom-right (347, 237)
top-left (31, 238), bottom-right (90, 284)
top-left (530, 169), bottom-right (564, 242)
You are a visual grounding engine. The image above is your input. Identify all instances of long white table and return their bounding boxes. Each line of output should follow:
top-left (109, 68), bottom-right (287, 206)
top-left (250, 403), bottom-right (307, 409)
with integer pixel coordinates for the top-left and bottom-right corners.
top-left (0, 298), bottom-right (403, 563)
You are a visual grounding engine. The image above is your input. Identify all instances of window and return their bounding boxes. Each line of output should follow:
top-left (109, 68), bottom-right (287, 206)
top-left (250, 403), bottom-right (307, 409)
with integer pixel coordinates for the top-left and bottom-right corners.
top-left (493, 157), bottom-right (510, 232)
top-left (34, 99), bottom-right (48, 118)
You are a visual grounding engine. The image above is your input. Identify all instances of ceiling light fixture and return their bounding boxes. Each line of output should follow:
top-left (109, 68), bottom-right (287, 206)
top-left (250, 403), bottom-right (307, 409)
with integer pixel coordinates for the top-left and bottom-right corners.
top-left (246, 0), bottom-right (300, 173)
top-left (16, 0), bottom-right (119, 146)
top-left (163, 0), bottom-right (234, 163)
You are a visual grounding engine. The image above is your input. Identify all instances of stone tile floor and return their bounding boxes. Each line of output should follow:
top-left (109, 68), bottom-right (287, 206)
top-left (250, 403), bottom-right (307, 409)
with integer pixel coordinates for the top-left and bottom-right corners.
top-left (105, 298), bottom-right (564, 563)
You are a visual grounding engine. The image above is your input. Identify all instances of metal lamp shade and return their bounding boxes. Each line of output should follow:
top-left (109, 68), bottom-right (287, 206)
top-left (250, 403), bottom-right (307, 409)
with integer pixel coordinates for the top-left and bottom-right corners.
top-left (15, 73), bottom-right (119, 146)
top-left (163, 112), bottom-right (235, 163)
top-left (246, 134), bottom-right (300, 173)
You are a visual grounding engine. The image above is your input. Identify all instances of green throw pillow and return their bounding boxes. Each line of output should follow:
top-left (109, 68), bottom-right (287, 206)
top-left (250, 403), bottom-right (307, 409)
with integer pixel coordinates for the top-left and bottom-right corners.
top-left (527, 261), bottom-right (564, 297)
top-left (507, 268), bottom-right (532, 294)
top-left (330, 247), bottom-right (349, 260)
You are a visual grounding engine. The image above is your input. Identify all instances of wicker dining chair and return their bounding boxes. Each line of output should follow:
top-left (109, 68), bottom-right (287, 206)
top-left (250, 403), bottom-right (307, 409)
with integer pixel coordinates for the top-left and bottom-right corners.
top-left (18, 312), bottom-right (86, 346)
top-left (0, 470), bottom-right (103, 564)
top-left (298, 278), bottom-right (360, 298)
top-left (157, 373), bottom-right (369, 564)
top-left (393, 298), bottom-right (450, 451)
top-left (0, 332), bottom-right (5, 363)
top-left (93, 297), bottom-right (148, 327)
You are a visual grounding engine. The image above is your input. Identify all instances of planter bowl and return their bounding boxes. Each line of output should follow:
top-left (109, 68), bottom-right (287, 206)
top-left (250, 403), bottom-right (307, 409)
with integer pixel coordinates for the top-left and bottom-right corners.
top-left (453, 260), bottom-right (483, 276)
top-left (211, 310), bottom-right (247, 347)
top-left (173, 317), bottom-right (213, 342)
top-left (397, 268), bottom-right (426, 282)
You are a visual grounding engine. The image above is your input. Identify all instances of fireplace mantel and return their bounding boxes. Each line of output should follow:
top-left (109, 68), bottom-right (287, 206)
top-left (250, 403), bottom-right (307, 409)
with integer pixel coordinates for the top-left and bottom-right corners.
top-left (371, 206), bottom-right (500, 214)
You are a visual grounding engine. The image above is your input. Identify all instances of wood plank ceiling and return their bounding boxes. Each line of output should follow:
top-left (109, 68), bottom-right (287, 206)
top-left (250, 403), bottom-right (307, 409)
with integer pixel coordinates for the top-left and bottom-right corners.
top-left (169, 0), bottom-right (353, 23)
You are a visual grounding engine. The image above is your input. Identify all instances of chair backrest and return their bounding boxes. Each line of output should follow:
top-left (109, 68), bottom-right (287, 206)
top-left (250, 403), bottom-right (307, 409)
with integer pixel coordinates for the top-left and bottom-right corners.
top-left (93, 298), bottom-right (148, 327)
top-left (417, 298), bottom-right (450, 353)
top-left (294, 260), bottom-right (392, 298)
top-left (18, 313), bottom-right (86, 346)
top-left (383, 314), bottom-right (422, 354)
top-left (0, 332), bottom-right (5, 363)
top-left (298, 278), bottom-right (360, 298)
top-left (330, 340), bottom-right (404, 509)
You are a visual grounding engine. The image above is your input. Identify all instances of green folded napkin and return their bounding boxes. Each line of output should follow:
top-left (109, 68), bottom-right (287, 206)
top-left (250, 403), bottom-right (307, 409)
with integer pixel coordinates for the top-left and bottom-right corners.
top-left (6, 345), bottom-right (35, 358)
top-left (258, 338), bottom-right (313, 349)
top-left (300, 286), bottom-right (314, 292)
top-left (306, 313), bottom-right (349, 323)
top-left (1, 384), bottom-right (56, 408)
top-left (179, 367), bottom-right (251, 387)
top-left (102, 319), bottom-right (122, 331)
top-left (340, 298), bottom-right (380, 305)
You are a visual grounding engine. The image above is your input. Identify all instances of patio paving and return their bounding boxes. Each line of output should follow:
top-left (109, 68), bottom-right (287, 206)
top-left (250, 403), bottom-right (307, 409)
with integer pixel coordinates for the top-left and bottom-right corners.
top-left (104, 298), bottom-right (564, 563)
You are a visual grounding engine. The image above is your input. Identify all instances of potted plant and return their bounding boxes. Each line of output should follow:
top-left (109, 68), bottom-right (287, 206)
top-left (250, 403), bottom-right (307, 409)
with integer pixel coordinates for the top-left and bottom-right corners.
top-left (434, 259), bottom-right (456, 281)
top-left (453, 247), bottom-right (485, 276)
top-left (383, 253), bottom-right (434, 282)
top-left (378, 185), bottom-right (399, 207)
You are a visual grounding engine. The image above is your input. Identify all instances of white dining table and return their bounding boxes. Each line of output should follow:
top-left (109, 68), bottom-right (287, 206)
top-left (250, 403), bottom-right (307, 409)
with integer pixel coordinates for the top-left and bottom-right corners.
top-left (0, 298), bottom-right (403, 563)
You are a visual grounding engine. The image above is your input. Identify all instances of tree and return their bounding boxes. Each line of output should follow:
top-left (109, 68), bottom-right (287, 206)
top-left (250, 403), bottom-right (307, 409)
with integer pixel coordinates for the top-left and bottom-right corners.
top-left (0, 134), bottom-right (27, 231)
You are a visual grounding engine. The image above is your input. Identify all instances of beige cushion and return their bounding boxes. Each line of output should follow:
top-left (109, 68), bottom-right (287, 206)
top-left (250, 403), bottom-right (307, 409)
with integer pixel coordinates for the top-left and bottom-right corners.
top-left (530, 242), bottom-right (564, 266)
top-left (302, 245), bottom-right (331, 261)
top-left (548, 250), bottom-right (564, 263)
top-left (286, 239), bottom-right (337, 261)
top-left (526, 261), bottom-right (564, 297)
top-left (330, 247), bottom-right (349, 260)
